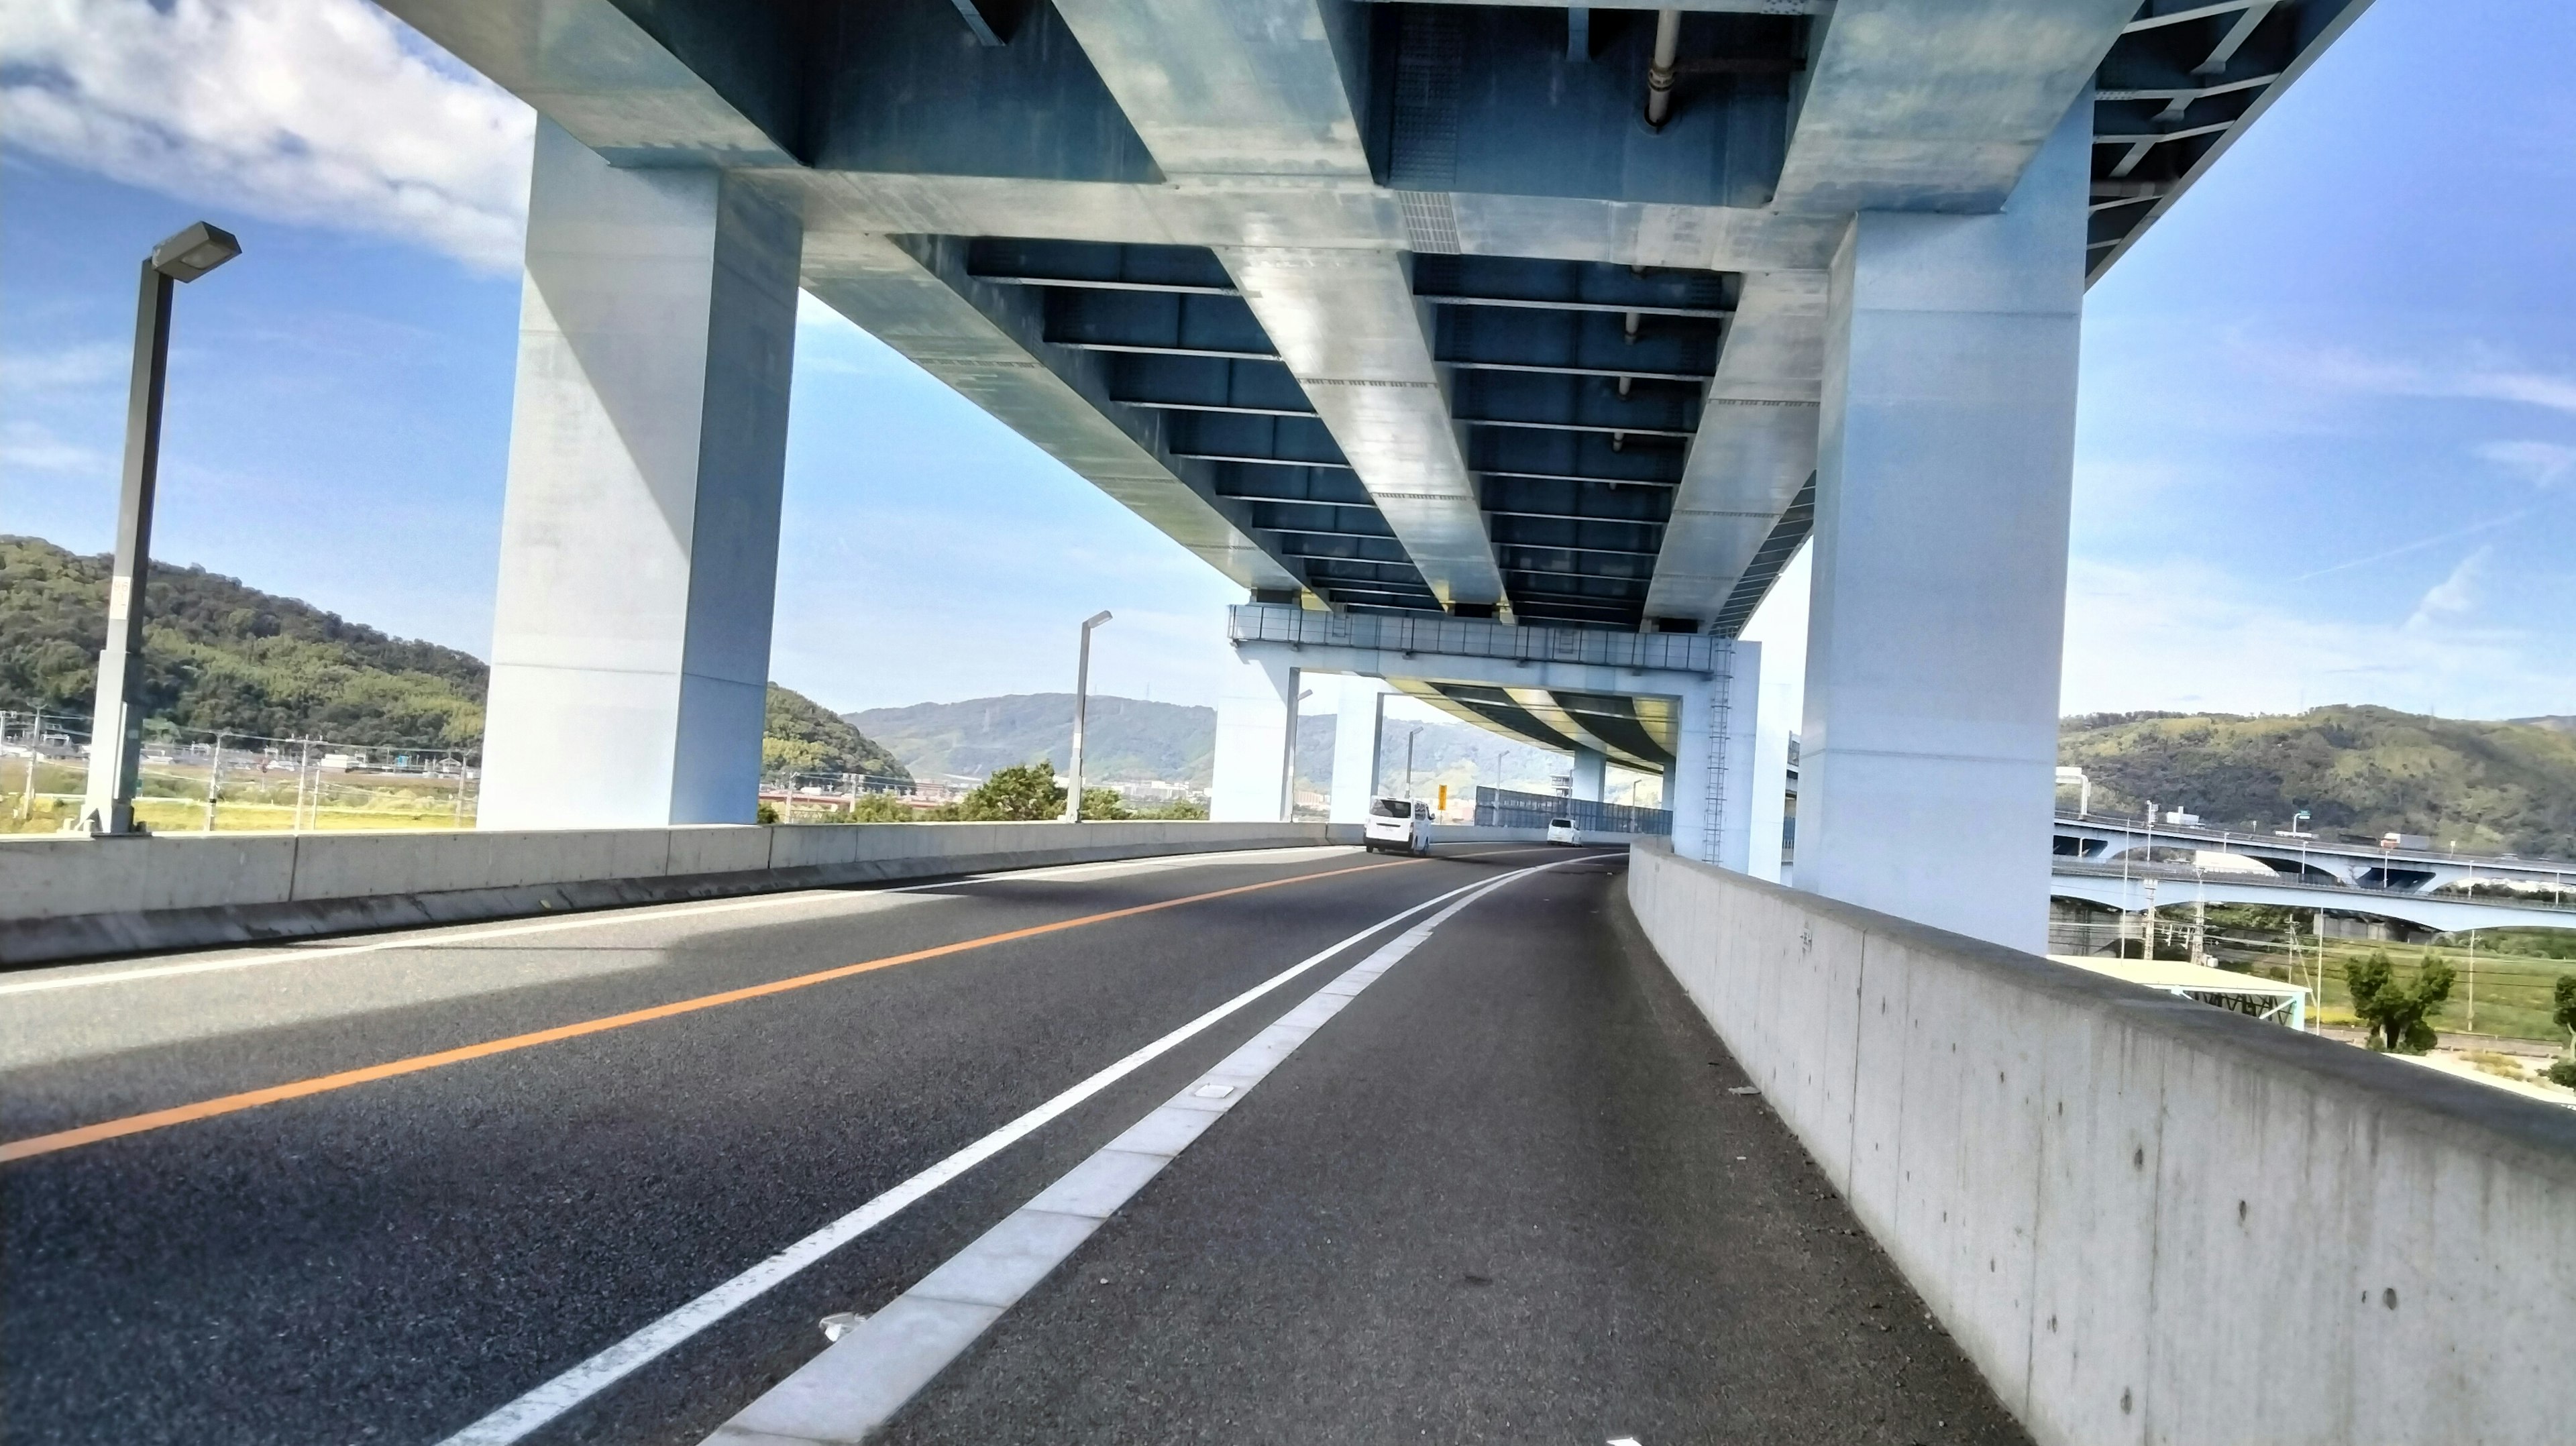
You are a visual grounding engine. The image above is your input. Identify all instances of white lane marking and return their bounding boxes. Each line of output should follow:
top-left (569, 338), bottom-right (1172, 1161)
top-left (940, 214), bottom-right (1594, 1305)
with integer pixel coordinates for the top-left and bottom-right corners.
top-left (0, 846), bottom-right (1359, 997)
top-left (429, 866), bottom-right (1519, 1446)
top-left (703, 861), bottom-right (1569, 1445)
top-left (0, 891), bottom-right (932, 998)
top-left (1609, 1437), bottom-right (1645, 1445)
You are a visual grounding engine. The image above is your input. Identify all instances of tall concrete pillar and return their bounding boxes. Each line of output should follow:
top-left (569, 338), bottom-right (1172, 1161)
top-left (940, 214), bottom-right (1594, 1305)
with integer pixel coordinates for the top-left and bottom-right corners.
top-left (1794, 98), bottom-right (2088, 950)
top-left (1741, 545), bottom-right (1809, 885)
top-left (1568, 747), bottom-right (1606, 803)
top-left (479, 120), bottom-right (802, 830)
top-left (1211, 645), bottom-right (1297, 822)
top-left (1664, 643), bottom-right (1759, 871)
top-left (1327, 675), bottom-right (1387, 824)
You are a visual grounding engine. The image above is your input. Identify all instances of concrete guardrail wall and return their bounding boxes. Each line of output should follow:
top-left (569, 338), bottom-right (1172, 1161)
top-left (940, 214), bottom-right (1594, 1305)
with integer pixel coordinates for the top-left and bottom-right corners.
top-left (1626, 840), bottom-right (2575, 1446)
top-left (0, 821), bottom-right (1356, 968)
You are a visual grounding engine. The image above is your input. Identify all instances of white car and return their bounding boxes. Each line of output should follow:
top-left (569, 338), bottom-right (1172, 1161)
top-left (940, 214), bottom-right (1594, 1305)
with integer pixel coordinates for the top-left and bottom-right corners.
top-left (1364, 796), bottom-right (1432, 855)
top-left (1546, 816), bottom-right (1580, 846)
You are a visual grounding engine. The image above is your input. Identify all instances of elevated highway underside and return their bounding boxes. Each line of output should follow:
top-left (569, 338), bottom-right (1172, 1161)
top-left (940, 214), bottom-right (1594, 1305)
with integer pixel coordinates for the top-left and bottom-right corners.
top-left (0, 847), bottom-right (2022, 1445)
top-left (389, 1), bottom-right (2375, 934)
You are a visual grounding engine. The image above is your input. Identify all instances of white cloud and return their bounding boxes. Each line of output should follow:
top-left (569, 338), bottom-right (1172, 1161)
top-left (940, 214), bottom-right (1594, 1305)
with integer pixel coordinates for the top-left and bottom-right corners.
top-left (2404, 546), bottom-right (2489, 630)
top-left (0, 0), bottom-right (533, 272)
top-left (0, 419), bottom-right (112, 476)
top-left (2281, 343), bottom-right (2576, 418)
top-left (2060, 555), bottom-right (2569, 721)
top-left (0, 341), bottom-right (125, 392)
top-left (2475, 439), bottom-right (2576, 488)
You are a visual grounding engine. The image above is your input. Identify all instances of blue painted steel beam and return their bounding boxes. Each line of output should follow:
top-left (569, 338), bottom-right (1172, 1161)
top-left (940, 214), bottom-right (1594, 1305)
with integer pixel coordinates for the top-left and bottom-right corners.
top-left (1434, 306), bottom-right (1719, 380)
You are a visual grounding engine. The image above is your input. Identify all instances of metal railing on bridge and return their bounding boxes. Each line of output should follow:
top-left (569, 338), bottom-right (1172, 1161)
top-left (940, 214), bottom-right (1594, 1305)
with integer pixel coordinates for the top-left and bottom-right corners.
top-left (1227, 604), bottom-right (1719, 675)
top-left (1474, 786), bottom-right (1670, 836)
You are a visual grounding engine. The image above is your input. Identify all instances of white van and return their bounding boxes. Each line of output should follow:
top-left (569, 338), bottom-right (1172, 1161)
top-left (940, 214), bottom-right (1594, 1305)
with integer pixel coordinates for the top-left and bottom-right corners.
top-left (1546, 816), bottom-right (1580, 846)
top-left (1364, 796), bottom-right (1432, 855)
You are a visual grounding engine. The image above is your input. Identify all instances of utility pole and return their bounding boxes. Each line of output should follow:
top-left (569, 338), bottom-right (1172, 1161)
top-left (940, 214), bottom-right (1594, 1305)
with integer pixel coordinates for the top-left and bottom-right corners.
top-left (2466, 926), bottom-right (2477, 1035)
top-left (294, 737), bottom-right (313, 831)
top-left (451, 749), bottom-right (468, 829)
top-left (2314, 909), bottom-right (2327, 1016)
top-left (80, 221), bottom-right (242, 837)
top-left (1061, 610), bottom-right (1114, 823)
top-left (202, 730), bottom-right (226, 832)
top-left (15, 708), bottom-right (37, 823)
top-left (1404, 726), bottom-right (1423, 800)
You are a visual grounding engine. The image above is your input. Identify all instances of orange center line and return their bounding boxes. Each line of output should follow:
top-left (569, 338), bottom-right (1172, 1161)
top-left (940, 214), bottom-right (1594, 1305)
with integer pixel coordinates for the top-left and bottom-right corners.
top-left (0, 857), bottom-right (1425, 1165)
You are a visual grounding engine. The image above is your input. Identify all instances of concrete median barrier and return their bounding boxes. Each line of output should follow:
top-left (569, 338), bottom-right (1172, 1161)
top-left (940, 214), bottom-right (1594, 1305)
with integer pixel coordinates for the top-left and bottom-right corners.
top-left (1625, 840), bottom-right (2576, 1446)
top-left (0, 822), bottom-right (1357, 968)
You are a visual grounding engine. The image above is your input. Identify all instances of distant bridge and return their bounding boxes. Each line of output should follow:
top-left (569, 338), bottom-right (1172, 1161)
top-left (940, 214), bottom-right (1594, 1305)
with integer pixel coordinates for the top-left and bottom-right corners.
top-left (2053, 814), bottom-right (2575, 895)
top-left (2050, 860), bottom-right (2576, 936)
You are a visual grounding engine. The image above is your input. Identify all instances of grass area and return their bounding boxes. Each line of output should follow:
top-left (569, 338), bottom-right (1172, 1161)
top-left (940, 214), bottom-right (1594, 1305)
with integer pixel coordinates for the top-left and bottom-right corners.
top-left (2, 756), bottom-right (473, 834)
top-left (2461, 1050), bottom-right (2537, 1082)
top-left (2220, 933), bottom-right (2575, 1046)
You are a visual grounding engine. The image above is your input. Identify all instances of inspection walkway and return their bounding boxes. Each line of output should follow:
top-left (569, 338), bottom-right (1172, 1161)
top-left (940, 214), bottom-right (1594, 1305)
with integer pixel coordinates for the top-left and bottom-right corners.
top-left (2, 845), bottom-right (2021, 1445)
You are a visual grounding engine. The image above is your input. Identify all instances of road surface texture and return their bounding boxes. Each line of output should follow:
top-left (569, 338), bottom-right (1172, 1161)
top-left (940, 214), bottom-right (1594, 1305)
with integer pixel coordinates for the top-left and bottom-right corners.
top-left (1, 844), bottom-right (2025, 1445)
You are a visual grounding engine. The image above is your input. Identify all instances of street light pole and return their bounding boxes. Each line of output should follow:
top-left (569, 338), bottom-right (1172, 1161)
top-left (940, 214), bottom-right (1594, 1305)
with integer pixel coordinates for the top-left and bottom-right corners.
top-left (81, 221), bottom-right (242, 837)
top-left (1060, 610), bottom-right (1113, 823)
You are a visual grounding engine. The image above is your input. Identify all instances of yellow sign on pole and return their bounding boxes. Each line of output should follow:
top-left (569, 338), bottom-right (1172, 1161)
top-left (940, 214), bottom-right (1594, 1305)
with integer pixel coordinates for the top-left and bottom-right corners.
top-left (1437, 784), bottom-right (1448, 813)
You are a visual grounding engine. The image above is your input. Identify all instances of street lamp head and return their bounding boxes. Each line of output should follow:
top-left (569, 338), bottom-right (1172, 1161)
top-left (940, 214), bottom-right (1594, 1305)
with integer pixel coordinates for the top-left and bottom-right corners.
top-left (1081, 609), bottom-right (1113, 630)
top-left (150, 221), bottom-right (242, 282)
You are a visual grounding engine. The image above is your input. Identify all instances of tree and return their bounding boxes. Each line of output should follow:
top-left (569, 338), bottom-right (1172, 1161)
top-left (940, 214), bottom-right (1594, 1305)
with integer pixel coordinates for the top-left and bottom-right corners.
top-left (957, 761), bottom-right (1065, 821)
top-left (1132, 797), bottom-right (1209, 820)
top-left (839, 791), bottom-right (916, 822)
top-left (1078, 787), bottom-right (1130, 822)
top-left (2554, 975), bottom-right (2576, 1057)
top-left (2345, 950), bottom-right (2455, 1054)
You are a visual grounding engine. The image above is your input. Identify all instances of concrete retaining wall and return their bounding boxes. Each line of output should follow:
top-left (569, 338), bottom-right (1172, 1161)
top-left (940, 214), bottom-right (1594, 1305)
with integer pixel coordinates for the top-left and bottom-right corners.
top-left (0, 822), bottom-right (1355, 967)
top-left (1627, 841), bottom-right (2576, 1446)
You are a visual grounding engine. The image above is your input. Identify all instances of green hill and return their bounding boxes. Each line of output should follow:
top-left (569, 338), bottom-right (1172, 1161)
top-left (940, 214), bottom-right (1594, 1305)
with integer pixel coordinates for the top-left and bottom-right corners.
top-left (763, 684), bottom-right (907, 781)
top-left (2059, 706), bottom-right (2576, 858)
top-left (848, 693), bottom-right (1216, 784)
top-left (851, 691), bottom-right (1579, 795)
top-left (0, 534), bottom-right (901, 779)
top-left (1, 534), bottom-right (488, 747)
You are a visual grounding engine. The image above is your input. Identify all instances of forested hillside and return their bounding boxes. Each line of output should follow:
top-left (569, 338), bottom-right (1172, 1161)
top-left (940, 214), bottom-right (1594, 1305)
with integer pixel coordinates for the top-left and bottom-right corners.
top-left (852, 691), bottom-right (1576, 794)
top-left (2060, 706), bottom-right (2576, 857)
top-left (765, 684), bottom-right (908, 781)
top-left (0, 535), bottom-right (900, 775)
top-left (848, 693), bottom-right (1218, 783)
top-left (2, 535), bottom-right (486, 747)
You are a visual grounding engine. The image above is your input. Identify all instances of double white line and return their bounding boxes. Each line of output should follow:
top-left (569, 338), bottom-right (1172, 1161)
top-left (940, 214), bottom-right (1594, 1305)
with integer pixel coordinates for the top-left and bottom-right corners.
top-left (439, 859), bottom-right (1568, 1446)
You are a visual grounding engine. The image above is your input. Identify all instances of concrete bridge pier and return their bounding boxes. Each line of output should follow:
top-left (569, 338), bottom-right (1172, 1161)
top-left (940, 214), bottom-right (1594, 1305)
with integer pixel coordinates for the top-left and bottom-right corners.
top-left (1326, 676), bottom-right (1391, 825)
top-left (1793, 97), bottom-right (2089, 952)
top-left (1568, 746), bottom-right (1606, 804)
top-left (1210, 606), bottom-right (1760, 869)
top-left (477, 120), bottom-right (803, 830)
top-left (1210, 647), bottom-right (1299, 824)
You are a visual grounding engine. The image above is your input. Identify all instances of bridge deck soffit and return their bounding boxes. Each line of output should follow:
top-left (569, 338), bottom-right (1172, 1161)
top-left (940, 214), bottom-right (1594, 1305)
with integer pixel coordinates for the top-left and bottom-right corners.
top-left (801, 234), bottom-right (1307, 594)
top-left (390, 0), bottom-right (2373, 633)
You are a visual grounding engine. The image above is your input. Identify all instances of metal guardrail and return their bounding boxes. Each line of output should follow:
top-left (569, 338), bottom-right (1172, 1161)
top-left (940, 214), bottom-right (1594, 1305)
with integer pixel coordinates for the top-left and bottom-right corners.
top-left (2054, 813), bottom-right (2573, 878)
top-left (1474, 786), bottom-right (1671, 836)
top-left (2051, 859), bottom-right (2576, 913)
top-left (1227, 604), bottom-right (1721, 675)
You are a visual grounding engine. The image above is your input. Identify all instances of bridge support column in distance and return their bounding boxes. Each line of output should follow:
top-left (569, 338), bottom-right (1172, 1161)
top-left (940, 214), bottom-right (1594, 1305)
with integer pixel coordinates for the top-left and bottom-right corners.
top-left (1211, 643), bottom-right (1298, 822)
top-left (478, 120), bottom-right (802, 829)
top-left (1665, 646), bottom-right (1759, 871)
top-left (1568, 746), bottom-right (1606, 804)
top-left (1327, 675), bottom-right (1387, 824)
top-left (1794, 97), bottom-right (2088, 950)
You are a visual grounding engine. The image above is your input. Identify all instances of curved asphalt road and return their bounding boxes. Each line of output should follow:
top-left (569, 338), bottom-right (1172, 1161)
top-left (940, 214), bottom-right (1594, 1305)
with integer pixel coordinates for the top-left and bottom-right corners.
top-left (0, 844), bottom-right (2026, 1446)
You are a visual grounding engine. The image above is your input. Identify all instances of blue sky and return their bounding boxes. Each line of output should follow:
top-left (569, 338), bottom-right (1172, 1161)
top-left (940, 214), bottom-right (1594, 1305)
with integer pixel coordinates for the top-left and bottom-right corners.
top-left (3, 0), bottom-right (2568, 721)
